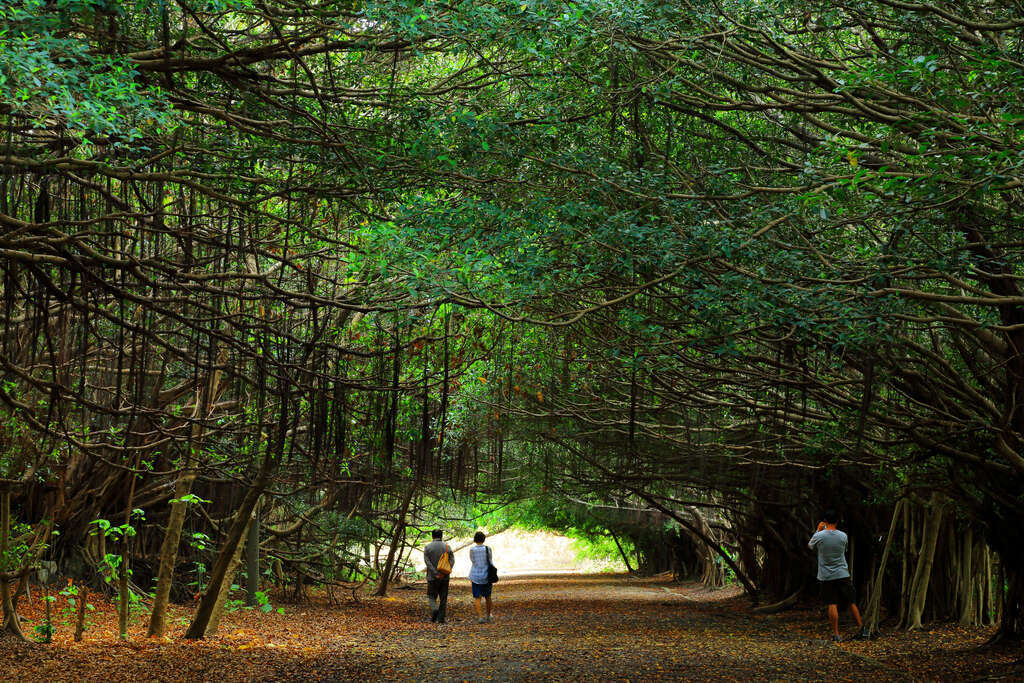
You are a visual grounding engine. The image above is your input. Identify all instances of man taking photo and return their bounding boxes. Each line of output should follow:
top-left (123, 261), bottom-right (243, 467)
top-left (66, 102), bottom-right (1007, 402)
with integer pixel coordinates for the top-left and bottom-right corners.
top-left (809, 510), bottom-right (870, 642)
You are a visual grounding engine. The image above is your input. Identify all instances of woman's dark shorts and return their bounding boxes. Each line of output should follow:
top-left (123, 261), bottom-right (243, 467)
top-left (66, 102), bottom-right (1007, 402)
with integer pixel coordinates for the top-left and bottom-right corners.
top-left (471, 581), bottom-right (492, 598)
top-left (819, 577), bottom-right (856, 606)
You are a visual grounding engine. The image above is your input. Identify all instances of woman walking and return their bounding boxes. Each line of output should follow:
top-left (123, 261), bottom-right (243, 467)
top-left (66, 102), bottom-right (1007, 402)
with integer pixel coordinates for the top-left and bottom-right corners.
top-left (468, 530), bottom-right (494, 623)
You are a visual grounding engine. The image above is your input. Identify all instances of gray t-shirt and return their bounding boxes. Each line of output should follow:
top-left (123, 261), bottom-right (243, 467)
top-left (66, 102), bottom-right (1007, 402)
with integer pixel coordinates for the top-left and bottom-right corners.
top-left (808, 529), bottom-right (850, 581)
top-left (424, 539), bottom-right (454, 581)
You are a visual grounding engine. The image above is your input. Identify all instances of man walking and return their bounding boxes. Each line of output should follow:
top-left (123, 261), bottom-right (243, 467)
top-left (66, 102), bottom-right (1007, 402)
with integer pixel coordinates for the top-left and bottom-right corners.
top-left (424, 529), bottom-right (455, 623)
top-left (809, 510), bottom-right (869, 642)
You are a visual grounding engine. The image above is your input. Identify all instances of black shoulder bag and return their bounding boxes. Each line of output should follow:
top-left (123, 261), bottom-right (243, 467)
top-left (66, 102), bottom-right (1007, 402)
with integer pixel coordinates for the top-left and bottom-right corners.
top-left (486, 545), bottom-right (499, 584)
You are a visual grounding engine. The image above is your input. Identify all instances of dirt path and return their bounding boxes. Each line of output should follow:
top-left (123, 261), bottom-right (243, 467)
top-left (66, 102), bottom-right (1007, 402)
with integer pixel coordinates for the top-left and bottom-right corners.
top-left (0, 573), bottom-right (1015, 681)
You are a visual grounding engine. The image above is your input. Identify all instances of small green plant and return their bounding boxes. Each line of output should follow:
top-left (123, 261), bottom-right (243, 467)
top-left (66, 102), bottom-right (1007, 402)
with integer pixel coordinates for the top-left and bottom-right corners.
top-left (253, 590), bottom-right (284, 614)
top-left (125, 586), bottom-right (148, 618)
top-left (188, 531), bottom-right (212, 594)
top-left (89, 510), bottom-right (145, 605)
top-left (33, 615), bottom-right (55, 643)
top-left (224, 583), bottom-right (246, 613)
top-left (188, 531), bottom-right (211, 551)
top-left (224, 597), bottom-right (246, 612)
top-left (98, 551), bottom-right (122, 583)
top-left (225, 588), bottom-right (281, 614)
top-left (170, 493), bottom-right (211, 506)
top-left (59, 580), bottom-right (95, 631)
top-left (190, 561), bottom-right (208, 594)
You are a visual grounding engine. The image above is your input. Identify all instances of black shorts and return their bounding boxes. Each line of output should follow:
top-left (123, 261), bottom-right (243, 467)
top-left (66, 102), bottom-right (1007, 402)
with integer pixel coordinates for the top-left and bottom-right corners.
top-left (819, 577), bottom-right (856, 606)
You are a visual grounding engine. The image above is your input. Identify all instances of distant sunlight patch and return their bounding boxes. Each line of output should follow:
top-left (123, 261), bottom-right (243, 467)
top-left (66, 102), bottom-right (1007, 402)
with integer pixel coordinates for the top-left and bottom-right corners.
top-left (436, 528), bottom-right (626, 577)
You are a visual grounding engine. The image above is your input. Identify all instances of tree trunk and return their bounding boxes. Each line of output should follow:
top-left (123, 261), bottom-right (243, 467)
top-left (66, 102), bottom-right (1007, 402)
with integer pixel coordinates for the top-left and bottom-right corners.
top-left (689, 510), bottom-right (725, 589)
top-left (205, 516), bottom-right (253, 636)
top-left (149, 349), bottom-right (228, 638)
top-left (906, 493), bottom-right (944, 630)
top-left (119, 464), bottom-right (139, 640)
top-left (609, 531), bottom-right (634, 574)
top-left (637, 494), bottom-right (758, 601)
top-left (147, 460), bottom-right (196, 638)
top-left (42, 583), bottom-right (52, 643)
top-left (958, 527), bottom-right (975, 626)
top-left (0, 491), bottom-right (27, 641)
top-left (374, 484), bottom-right (415, 597)
top-left (184, 466), bottom-right (271, 639)
top-left (245, 503), bottom-right (260, 607)
top-left (897, 500), bottom-right (912, 624)
top-left (996, 559), bottom-right (1005, 628)
top-left (983, 546), bottom-right (994, 626)
top-left (866, 498), bottom-right (903, 633)
top-left (973, 539), bottom-right (988, 626)
top-left (997, 563), bottom-right (1024, 639)
top-left (118, 560), bottom-right (130, 639)
top-left (751, 587), bottom-right (802, 614)
top-left (74, 585), bottom-right (87, 641)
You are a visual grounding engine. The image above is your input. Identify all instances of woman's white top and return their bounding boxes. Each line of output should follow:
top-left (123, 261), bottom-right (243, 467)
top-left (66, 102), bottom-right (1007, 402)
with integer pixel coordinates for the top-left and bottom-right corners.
top-left (468, 544), bottom-right (490, 584)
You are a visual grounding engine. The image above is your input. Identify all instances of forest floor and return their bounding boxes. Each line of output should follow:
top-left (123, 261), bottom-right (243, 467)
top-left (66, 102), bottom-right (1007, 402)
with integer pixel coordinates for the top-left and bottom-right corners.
top-left (0, 573), bottom-right (1019, 681)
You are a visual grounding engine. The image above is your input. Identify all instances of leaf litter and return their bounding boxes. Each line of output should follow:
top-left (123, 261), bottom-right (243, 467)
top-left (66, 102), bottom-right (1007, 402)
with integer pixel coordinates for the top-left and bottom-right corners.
top-left (0, 574), bottom-right (1017, 681)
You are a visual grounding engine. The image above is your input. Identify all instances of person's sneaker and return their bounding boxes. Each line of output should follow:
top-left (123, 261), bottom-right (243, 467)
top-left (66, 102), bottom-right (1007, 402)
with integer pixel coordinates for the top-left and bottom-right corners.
top-left (486, 615), bottom-right (492, 623)
top-left (832, 634), bottom-right (842, 643)
top-left (853, 626), bottom-right (870, 640)
top-left (430, 611), bottom-right (438, 623)
top-left (477, 617), bottom-right (486, 624)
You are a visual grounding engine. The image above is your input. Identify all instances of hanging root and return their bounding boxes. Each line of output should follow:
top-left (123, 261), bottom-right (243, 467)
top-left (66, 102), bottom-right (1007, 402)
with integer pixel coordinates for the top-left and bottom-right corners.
top-left (751, 586), bottom-right (803, 614)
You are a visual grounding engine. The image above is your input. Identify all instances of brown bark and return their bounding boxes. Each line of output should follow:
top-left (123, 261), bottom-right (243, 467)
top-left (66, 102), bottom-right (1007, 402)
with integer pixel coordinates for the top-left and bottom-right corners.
top-left (205, 516), bottom-right (253, 636)
top-left (609, 531), bottom-right (634, 574)
top-left (0, 491), bottom-right (27, 641)
top-left (638, 494), bottom-right (758, 601)
top-left (148, 351), bottom-right (228, 638)
top-left (118, 459), bottom-right (139, 640)
top-left (184, 448), bottom-right (273, 640)
top-left (42, 583), bottom-right (54, 642)
top-left (958, 527), bottom-right (975, 626)
top-left (905, 493), bottom-right (944, 630)
top-left (750, 588), bottom-right (801, 614)
top-left (996, 563), bottom-right (1024, 639)
top-left (374, 484), bottom-right (416, 598)
top-left (898, 501), bottom-right (912, 625)
top-left (866, 498), bottom-right (903, 633)
top-left (983, 546), bottom-right (994, 626)
top-left (117, 563), bottom-right (130, 640)
top-left (147, 455), bottom-right (196, 638)
top-left (690, 507), bottom-right (725, 588)
top-left (74, 585), bottom-right (87, 642)
top-left (245, 502), bottom-right (260, 607)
